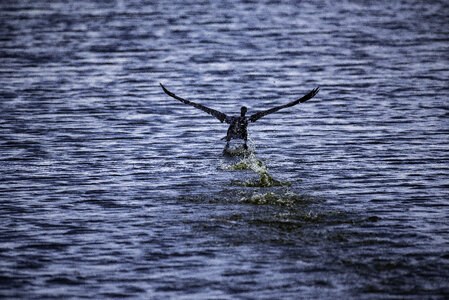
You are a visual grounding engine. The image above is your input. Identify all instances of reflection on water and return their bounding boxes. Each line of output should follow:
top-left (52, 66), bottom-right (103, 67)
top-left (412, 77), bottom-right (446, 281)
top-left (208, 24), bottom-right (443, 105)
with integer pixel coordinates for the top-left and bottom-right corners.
top-left (1, 0), bottom-right (448, 298)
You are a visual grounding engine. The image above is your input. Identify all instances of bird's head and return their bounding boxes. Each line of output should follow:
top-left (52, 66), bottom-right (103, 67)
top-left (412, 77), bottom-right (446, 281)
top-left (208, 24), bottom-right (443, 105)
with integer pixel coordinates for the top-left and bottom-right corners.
top-left (240, 106), bottom-right (247, 117)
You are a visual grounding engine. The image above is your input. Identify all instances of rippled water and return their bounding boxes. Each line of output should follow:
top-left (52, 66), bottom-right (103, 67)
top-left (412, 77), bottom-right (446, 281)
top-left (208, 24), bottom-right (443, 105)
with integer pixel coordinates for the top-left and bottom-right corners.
top-left (1, 0), bottom-right (448, 298)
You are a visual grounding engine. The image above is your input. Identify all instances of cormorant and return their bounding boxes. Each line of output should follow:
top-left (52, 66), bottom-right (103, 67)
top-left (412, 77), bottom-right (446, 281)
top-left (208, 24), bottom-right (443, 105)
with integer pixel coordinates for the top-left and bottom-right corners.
top-left (160, 83), bottom-right (319, 150)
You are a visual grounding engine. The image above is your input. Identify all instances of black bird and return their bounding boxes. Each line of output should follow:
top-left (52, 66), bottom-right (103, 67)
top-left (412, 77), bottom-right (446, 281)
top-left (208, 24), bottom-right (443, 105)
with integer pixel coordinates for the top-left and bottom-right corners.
top-left (160, 83), bottom-right (319, 150)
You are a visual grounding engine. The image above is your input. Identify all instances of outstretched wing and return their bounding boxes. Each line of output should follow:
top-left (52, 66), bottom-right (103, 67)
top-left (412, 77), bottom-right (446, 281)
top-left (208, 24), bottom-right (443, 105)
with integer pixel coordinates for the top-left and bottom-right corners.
top-left (160, 83), bottom-right (228, 123)
top-left (248, 87), bottom-right (319, 123)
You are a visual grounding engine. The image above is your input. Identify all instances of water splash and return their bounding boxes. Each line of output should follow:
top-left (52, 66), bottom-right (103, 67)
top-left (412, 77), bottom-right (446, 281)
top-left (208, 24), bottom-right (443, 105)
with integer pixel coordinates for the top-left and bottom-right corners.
top-left (218, 143), bottom-right (318, 209)
top-left (239, 190), bottom-right (313, 206)
top-left (219, 149), bottom-right (290, 187)
top-left (222, 144), bottom-right (254, 157)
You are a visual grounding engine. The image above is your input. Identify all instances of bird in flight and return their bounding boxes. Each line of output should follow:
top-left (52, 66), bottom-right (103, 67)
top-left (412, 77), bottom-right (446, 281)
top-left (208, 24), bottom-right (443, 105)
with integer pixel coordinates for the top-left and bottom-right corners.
top-left (160, 83), bottom-right (319, 151)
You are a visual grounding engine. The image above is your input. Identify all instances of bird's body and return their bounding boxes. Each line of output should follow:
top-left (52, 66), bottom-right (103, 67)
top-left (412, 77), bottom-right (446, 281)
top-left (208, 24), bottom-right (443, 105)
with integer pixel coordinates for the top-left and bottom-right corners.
top-left (159, 83), bottom-right (319, 150)
top-left (225, 115), bottom-right (248, 141)
top-left (223, 114), bottom-right (249, 149)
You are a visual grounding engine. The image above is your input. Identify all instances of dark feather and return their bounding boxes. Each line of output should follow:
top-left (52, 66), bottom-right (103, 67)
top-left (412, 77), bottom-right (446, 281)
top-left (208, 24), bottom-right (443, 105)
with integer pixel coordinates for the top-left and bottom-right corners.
top-left (160, 83), bottom-right (228, 123)
top-left (248, 87), bottom-right (319, 123)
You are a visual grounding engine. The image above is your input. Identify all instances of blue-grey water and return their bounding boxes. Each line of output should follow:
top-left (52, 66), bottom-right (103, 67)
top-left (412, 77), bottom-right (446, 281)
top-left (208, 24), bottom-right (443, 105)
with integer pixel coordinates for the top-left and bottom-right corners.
top-left (1, 0), bottom-right (448, 299)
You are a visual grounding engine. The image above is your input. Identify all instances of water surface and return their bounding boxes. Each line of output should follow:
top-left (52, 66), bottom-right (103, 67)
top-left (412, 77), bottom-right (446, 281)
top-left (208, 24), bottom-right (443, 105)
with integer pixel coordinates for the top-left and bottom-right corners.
top-left (1, 0), bottom-right (448, 298)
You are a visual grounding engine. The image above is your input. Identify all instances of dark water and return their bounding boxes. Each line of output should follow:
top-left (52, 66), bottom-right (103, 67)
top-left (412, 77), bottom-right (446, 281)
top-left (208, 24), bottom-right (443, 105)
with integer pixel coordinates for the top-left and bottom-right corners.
top-left (1, 0), bottom-right (448, 298)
